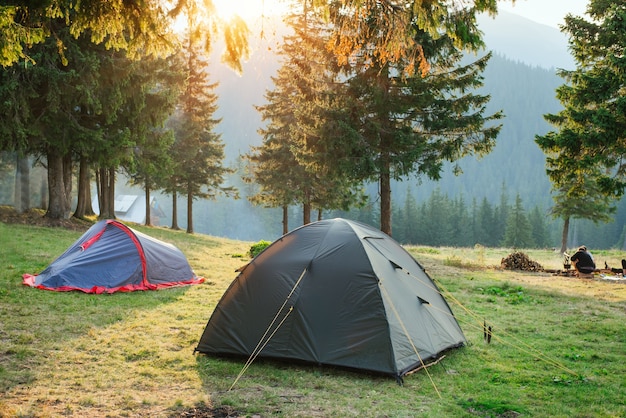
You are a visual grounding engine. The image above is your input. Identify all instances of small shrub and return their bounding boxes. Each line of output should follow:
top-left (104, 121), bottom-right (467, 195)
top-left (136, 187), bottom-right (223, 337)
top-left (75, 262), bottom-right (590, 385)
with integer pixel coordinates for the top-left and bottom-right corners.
top-left (444, 255), bottom-right (465, 268)
top-left (249, 240), bottom-right (272, 258)
top-left (482, 284), bottom-right (534, 304)
top-left (444, 255), bottom-right (481, 269)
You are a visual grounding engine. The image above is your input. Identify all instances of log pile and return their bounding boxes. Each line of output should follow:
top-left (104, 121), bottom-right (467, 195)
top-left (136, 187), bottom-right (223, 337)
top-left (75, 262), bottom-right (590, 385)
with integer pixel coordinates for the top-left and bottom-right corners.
top-left (500, 251), bottom-right (543, 272)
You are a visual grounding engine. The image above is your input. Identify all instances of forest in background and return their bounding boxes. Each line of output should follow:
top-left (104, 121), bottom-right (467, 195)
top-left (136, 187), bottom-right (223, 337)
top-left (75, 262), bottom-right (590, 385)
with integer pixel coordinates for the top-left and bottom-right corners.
top-left (2, 11), bottom-right (626, 249)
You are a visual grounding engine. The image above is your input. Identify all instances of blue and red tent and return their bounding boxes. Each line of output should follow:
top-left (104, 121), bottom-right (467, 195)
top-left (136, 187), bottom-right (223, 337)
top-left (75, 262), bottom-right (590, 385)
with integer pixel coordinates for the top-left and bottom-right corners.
top-left (23, 220), bottom-right (204, 294)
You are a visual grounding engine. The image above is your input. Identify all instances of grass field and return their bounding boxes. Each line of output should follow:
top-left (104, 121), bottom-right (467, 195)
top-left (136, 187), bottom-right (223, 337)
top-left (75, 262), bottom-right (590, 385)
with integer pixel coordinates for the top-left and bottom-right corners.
top-left (1, 219), bottom-right (625, 417)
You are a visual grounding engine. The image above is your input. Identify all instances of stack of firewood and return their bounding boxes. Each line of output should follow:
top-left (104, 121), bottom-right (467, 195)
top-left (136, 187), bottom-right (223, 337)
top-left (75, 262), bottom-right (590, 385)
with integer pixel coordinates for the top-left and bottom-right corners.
top-left (500, 251), bottom-right (543, 272)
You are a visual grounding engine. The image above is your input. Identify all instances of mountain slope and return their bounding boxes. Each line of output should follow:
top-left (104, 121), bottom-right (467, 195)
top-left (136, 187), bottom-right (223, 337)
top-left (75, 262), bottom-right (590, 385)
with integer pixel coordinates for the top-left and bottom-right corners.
top-left (477, 11), bottom-right (574, 70)
top-left (151, 12), bottom-right (573, 239)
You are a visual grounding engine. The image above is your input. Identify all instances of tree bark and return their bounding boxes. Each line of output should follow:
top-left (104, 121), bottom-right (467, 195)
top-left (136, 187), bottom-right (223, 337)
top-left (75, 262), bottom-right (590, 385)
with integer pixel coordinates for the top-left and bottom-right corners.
top-left (45, 149), bottom-right (71, 219)
top-left (144, 181), bottom-right (151, 226)
top-left (380, 151), bottom-right (392, 236)
top-left (186, 184), bottom-right (193, 234)
top-left (303, 202), bottom-right (311, 225)
top-left (282, 205), bottom-right (288, 235)
top-left (171, 191), bottom-right (180, 230)
top-left (560, 216), bottom-right (570, 254)
top-left (73, 155), bottom-right (95, 219)
top-left (303, 189), bottom-right (311, 225)
top-left (39, 168), bottom-right (47, 210)
top-left (107, 167), bottom-right (115, 217)
top-left (97, 167), bottom-right (116, 219)
top-left (63, 154), bottom-right (72, 215)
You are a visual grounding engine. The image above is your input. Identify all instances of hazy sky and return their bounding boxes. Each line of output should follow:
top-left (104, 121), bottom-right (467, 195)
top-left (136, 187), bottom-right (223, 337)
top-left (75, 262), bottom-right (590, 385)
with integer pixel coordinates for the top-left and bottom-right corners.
top-left (498, 0), bottom-right (589, 28)
top-left (240, 1), bottom-right (590, 27)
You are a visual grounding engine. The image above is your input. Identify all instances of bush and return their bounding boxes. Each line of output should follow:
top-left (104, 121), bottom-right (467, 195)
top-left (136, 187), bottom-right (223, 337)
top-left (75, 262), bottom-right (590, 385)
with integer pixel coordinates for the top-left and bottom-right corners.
top-left (249, 240), bottom-right (272, 258)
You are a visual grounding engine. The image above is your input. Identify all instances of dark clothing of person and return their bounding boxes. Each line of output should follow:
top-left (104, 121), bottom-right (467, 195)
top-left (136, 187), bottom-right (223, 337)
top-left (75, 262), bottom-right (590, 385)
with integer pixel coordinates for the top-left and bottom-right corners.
top-left (571, 250), bottom-right (595, 274)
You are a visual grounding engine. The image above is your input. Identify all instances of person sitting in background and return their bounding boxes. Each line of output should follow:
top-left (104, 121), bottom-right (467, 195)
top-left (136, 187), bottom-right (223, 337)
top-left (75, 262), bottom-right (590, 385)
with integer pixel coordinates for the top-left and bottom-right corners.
top-left (570, 245), bottom-right (596, 275)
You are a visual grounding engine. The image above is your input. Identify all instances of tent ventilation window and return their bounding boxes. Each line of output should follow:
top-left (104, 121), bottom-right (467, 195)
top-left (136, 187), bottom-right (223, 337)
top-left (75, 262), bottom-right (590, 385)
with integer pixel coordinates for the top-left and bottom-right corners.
top-left (390, 260), bottom-right (402, 269)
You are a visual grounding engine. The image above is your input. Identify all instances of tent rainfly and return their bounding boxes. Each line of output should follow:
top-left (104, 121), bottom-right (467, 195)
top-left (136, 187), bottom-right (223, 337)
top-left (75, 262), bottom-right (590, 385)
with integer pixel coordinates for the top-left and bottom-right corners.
top-left (23, 219), bottom-right (203, 294)
top-left (195, 218), bottom-right (465, 381)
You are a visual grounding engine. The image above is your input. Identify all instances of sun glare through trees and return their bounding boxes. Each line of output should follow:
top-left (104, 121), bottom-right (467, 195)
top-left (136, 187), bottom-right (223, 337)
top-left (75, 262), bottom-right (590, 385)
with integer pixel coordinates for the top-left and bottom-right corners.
top-left (211, 0), bottom-right (288, 21)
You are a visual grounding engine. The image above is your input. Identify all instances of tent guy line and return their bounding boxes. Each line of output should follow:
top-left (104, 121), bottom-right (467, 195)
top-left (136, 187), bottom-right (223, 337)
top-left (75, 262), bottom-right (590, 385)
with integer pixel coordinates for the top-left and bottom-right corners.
top-left (379, 281), bottom-right (442, 398)
top-left (433, 278), bottom-right (579, 377)
top-left (228, 267), bottom-right (309, 390)
top-left (384, 254), bottom-right (579, 377)
top-left (229, 305), bottom-right (294, 392)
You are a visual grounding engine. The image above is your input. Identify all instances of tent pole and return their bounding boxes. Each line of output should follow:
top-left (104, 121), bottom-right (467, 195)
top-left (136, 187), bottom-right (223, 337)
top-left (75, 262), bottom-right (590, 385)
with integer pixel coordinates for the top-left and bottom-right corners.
top-left (379, 282), bottom-right (442, 398)
top-left (228, 267), bottom-right (308, 391)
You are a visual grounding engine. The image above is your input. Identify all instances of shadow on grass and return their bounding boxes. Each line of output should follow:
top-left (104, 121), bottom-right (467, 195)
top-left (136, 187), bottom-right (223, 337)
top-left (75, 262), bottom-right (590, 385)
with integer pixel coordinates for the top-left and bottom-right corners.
top-left (192, 352), bottom-right (411, 417)
top-left (0, 278), bottom-right (193, 393)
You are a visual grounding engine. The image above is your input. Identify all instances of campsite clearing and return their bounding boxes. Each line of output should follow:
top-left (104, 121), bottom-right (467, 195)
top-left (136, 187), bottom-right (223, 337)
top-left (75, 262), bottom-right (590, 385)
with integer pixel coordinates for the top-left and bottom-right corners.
top-left (1, 220), bottom-right (625, 417)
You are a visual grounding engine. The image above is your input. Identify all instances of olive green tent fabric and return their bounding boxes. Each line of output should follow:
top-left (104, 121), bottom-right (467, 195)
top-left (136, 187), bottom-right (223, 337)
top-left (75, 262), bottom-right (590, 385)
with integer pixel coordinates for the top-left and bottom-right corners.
top-left (195, 218), bottom-right (465, 379)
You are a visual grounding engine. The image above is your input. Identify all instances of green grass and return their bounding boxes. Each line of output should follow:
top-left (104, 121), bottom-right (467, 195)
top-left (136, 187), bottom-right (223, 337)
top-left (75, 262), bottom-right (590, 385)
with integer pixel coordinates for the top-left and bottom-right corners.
top-left (1, 221), bottom-right (625, 417)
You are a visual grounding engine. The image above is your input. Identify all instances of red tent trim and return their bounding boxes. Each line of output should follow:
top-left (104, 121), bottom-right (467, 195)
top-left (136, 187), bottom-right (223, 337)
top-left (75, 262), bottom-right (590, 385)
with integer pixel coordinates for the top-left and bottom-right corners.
top-left (106, 220), bottom-right (149, 287)
top-left (21, 219), bottom-right (204, 294)
top-left (21, 275), bottom-right (204, 294)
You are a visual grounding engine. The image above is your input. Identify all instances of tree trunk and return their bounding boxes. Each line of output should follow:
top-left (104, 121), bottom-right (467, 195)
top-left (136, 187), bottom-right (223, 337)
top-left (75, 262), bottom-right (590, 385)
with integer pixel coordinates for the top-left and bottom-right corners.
top-left (186, 184), bottom-right (193, 234)
top-left (560, 216), bottom-right (570, 254)
top-left (15, 154), bottom-right (30, 213)
top-left (303, 189), bottom-right (311, 225)
top-left (73, 155), bottom-right (95, 219)
top-left (171, 191), bottom-right (180, 230)
top-left (108, 167), bottom-right (115, 217)
top-left (282, 205), bottom-right (288, 235)
top-left (144, 181), bottom-right (151, 226)
top-left (317, 208), bottom-right (322, 221)
top-left (45, 149), bottom-right (70, 219)
top-left (378, 66), bottom-right (393, 236)
top-left (97, 167), bottom-right (116, 219)
top-left (39, 168), bottom-right (47, 210)
top-left (380, 151), bottom-right (392, 236)
top-left (95, 169), bottom-right (102, 214)
top-left (63, 154), bottom-right (72, 215)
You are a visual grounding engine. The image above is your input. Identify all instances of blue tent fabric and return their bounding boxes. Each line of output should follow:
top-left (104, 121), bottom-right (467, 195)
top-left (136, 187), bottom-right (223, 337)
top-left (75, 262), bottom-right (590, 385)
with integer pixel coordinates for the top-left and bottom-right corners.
top-left (23, 220), bottom-right (203, 293)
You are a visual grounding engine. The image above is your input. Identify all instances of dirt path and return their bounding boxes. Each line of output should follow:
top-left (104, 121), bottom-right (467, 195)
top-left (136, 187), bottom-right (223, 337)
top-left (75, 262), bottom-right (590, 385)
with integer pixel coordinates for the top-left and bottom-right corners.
top-left (508, 270), bottom-right (626, 302)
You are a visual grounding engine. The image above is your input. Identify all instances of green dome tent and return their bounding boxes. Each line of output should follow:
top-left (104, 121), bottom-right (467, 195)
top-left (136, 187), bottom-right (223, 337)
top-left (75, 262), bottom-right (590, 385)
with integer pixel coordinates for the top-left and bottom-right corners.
top-left (195, 218), bottom-right (465, 381)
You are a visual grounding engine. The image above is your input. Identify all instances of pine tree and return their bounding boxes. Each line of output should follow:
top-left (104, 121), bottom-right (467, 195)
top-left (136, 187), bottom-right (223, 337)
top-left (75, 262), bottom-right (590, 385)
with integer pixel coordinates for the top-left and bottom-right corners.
top-left (394, 187), bottom-right (420, 244)
top-left (549, 174), bottom-right (615, 253)
top-left (249, 2), bottom-right (365, 228)
top-left (0, 1), bottom-right (202, 67)
top-left (167, 1), bottom-right (238, 234)
top-left (452, 194), bottom-right (472, 247)
top-left (321, 3), bottom-right (502, 236)
top-left (502, 194), bottom-right (533, 248)
top-left (476, 197), bottom-right (496, 246)
top-left (529, 206), bottom-right (550, 248)
top-left (536, 1), bottom-right (626, 197)
top-left (493, 183), bottom-right (510, 245)
top-left (325, 0), bottom-right (499, 76)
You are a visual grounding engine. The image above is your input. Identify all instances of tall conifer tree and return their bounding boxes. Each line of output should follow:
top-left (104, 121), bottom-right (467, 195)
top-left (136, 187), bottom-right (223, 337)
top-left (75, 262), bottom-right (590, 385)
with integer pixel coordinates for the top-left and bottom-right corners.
top-left (537, 1), bottom-right (626, 197)
top-left (320, 2), bottom-right (502, 235)
top-left (168, 0), bottom-right (241, 234)
top-left (250, 2), bottom-right (365, 227)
